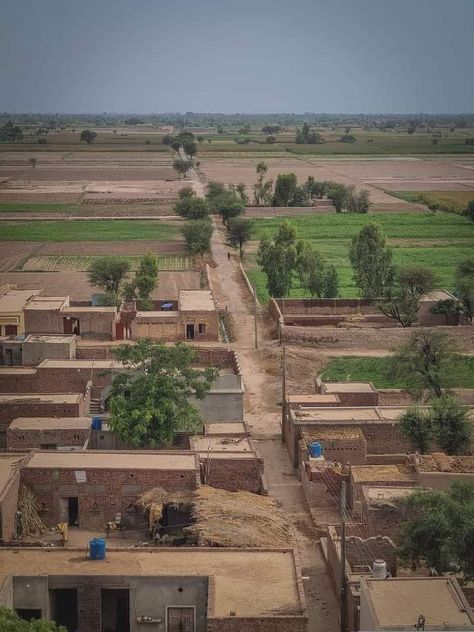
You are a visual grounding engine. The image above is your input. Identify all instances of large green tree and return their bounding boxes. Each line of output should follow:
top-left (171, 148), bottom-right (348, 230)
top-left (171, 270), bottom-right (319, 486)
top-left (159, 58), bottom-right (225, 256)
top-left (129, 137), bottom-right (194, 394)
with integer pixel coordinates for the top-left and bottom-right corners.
top-left (227, 217), bottom-right (254, 260)
top-left (0, 607), bottom-right (66, 631)
top-left (108, 341), bottom-right (217, 448)
top-left (397, 482), bottom-right (474, 581)
top-left (88, 257), bottom-right (131, 303)
top-left (80, 129), bottom-right (97, 144)
top-left (182, 219), bottom-right (213, 257)
top-left (398, 406), bottom-right (432, 454)
top-left (123, 253), bottom-right (159, 309)
top-left (380, 265), bottom-right (436, 327)
top-left (174, 196), bottom-right (210, 220)
top-left (295, 242), bottom-right (335, 298)
top-left (431, 395), bottom-right (471, 455)
top-left (349, 222), bottom-right (394, 299)
top-left (272, 173), bottom-right (301, 207)
top-left (257, 221), bottom-right (298, 297)
top-left (390, 329), bottom-right (457, 399)
top-left (252, 162), bottom-right (273, 206)
top-left (0, 121), bottom-right (23, 142)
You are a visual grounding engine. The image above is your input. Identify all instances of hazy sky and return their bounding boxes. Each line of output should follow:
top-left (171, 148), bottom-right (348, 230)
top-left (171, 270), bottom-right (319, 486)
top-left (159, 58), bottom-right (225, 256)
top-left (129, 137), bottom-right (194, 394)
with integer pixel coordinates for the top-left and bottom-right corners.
top-left (1, 0), bottom-right (473, 114)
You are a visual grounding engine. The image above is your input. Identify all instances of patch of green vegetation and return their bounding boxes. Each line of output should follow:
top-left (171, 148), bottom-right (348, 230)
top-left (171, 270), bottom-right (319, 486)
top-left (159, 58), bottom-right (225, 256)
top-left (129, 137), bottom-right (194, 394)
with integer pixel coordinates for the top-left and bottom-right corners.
top-left (246, 212), bottom-right (474, 302)
top-left (320, 355), bottom-right (474, 389)
top-left (393, 191), bottom-right (474, 214)
top-left (0, 202), bottom-right (75, 213)
top-left (0, 220), bottom-right (179, 241)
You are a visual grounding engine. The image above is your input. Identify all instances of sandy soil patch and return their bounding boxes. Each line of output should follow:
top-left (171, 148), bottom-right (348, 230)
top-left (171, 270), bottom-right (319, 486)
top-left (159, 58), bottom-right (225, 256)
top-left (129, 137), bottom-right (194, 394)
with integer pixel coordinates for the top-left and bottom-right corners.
top-left (0, 270), bottom-right (201, 301)
top-left (0, 242), bottom-right (40, 272)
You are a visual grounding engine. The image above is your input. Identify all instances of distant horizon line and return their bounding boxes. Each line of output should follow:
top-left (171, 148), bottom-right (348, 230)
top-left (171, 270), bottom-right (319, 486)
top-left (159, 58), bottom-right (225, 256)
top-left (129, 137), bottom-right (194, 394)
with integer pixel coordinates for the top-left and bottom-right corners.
top-left (2, 111), bottom-right (474, 117)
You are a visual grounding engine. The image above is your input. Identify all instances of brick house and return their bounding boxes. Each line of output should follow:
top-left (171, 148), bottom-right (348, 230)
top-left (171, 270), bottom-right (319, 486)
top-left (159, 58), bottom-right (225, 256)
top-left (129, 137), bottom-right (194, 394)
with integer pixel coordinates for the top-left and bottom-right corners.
top-left (7, 417), bottom-right (92, 451)
top-left (0, 287), bottom-right (41, 337)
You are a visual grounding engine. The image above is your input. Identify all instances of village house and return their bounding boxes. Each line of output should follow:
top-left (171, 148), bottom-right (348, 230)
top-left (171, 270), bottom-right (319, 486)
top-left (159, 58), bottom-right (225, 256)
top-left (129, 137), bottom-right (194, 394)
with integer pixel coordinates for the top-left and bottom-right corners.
top-left (0, 287), bottom-right (41, 337)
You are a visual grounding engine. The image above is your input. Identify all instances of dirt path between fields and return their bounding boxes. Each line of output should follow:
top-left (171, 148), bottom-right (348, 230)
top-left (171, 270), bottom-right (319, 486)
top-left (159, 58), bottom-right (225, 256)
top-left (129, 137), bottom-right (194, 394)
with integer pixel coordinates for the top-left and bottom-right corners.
top-left (209, 218), bottom-right (339, 632)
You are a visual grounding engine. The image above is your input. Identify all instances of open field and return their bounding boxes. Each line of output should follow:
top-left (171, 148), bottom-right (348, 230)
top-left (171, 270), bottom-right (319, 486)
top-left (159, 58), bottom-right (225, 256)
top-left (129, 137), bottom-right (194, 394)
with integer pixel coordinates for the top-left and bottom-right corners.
top-left (320, 355), bottom-right (474, 389)
top-left (0, 219), bottom-right (180, 241)
top-left (20, 254), bottom-right (191, 272)
top-left (245, 211), bottom-right (474, 302)
top-left (393, 191), bottom-right (473, 214)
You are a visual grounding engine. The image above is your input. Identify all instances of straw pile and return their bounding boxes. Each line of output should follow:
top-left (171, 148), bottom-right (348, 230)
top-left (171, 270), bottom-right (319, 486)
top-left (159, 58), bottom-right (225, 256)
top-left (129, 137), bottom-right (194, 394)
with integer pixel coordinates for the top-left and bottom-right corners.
top-left (17, 484), bottom-right (47, 537)
top-left (137, 485), bottom-right (294, 548)
top-left (190, 486), bottom-right (294, 549)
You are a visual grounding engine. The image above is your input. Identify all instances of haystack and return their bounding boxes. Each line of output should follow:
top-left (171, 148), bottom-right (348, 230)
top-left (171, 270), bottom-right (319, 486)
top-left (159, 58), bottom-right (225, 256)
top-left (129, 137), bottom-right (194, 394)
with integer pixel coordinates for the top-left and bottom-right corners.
top-left (137, 487), bottom-right (194, 530)
top-left (17, 483), bottom-right (47, 537)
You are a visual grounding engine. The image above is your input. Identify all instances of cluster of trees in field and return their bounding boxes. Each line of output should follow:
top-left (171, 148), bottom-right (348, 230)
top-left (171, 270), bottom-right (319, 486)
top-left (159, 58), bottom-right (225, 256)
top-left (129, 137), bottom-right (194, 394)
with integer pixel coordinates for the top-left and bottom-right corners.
top-left (257, 220), bottom-right (474, 326)
top-left (87, 252), bottom-right (159, 309)
top-left (251, 162), bottom-right (370, 211)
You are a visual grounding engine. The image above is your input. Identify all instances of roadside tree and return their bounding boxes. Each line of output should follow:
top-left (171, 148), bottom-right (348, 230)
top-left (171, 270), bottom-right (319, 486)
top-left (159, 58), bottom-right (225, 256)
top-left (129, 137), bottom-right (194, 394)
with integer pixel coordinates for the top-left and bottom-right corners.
top-left (349, 223), bottom-right (394, 299)
top-left (431, 395), bottom-right (471, 455)
top-left (227, 217), bottom-right (254, 260)
top-left (257, 221), bottom-right (298, 297)
top-left (182, 219), bottom-right (213, 257)
top-left (380, 265), bottom-right (436, 327)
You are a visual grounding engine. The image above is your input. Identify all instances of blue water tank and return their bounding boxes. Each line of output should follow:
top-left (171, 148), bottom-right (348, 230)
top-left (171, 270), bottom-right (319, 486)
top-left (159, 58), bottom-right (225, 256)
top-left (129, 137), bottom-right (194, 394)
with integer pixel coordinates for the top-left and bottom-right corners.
top-left (309, 442), bottom-right (323, 458)
top-left (91, 416), bottom-right (102, 431)
top-left (90, 538), bottom-right (106, 560)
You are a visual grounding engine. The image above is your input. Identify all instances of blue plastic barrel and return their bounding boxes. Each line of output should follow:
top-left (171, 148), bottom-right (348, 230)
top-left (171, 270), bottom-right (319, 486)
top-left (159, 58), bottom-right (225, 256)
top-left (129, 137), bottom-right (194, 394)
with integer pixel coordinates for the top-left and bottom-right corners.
top-left (91, 416), bottom-right (102, 431)
top-left (309, 442), bottom-right (323, 458)
top-left (89, 538), bottom-right (106, 560)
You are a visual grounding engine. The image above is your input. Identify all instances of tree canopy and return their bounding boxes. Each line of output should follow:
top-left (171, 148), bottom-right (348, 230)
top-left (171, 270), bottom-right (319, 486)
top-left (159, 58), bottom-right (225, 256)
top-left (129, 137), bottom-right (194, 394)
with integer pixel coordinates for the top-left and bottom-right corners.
top-left (0, 608), bottom-right (66, 631)
top-left (349, 223), bottom-right (394, 299)
top-left (0, 121), bottom-right (23, 142)
top-left (174, 195), bottom-right (210, 220)
top-left (380, 265), bottom-right (436, 327)
top-left (108, 340), bottom-right (217, 448)
top-left (181, 219), bottom-right (213, 257)
top-left (123, 253), bottom-right (159, 309)
top-left (397, 482), bottom-right (474, 581)
top-left (79, 129), bottom-right (97, 144)
top-left (456, 257), bottom-right (474, 323)
top-left (88, 257), bottom-right (131, 303)
top-left (257, 221), bottom-right (298, 297)
top-left (227, 217), bottom-right (254, 260)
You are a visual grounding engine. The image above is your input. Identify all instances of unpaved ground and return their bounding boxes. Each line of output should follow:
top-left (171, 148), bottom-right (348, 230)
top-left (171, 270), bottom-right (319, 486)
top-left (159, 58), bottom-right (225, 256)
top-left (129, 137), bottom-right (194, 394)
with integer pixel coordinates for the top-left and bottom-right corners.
top-left (0, 270), bottom-right (201, 301)
top-left (208, 219), bottom-right (339, 632)
top-left (199, 156), bottom-right (474, 204)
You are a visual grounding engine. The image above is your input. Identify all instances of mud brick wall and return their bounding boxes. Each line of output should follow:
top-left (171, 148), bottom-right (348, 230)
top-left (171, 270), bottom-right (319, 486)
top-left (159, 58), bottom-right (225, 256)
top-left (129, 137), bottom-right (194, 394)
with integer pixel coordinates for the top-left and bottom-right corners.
top-left (346, 535), bottom-right (397, 575)
top-left (7, 427), bottom-right (90, 450)
top-left (207, 617), bottom-right (308, 631)
top-left (279, 324), bottom-right (474, 350)
top-left (131, 319), bottom-right (181, 341)
top-left (300, 435), bottom-right (367, 467)
top-left (0, 367), bottom-right (111, 396)
top-left (24, 309), bottom-right (63, 335)
top-left (0, 397), bottom-right (89, 429)
top-left (320, 391), bottom-right (379, 407)
top-left (21, 462), bottom-right (198, 529)
top-left (0, 469), bottom-right (21, 541)
top-left (201, 456), bottom-right (264, 494)
top-left (362, 503), bottom-right (412, 539)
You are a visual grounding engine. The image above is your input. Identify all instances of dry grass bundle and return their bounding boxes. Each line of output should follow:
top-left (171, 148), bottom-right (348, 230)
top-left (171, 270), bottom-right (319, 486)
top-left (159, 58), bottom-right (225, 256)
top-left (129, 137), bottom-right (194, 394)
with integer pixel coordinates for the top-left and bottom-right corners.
top-left (137, 487), bottom-right (194, 528)
top-left (17, 484), bottom-right (47, 537)
top-left (190, 486), bottom-right (294, 549)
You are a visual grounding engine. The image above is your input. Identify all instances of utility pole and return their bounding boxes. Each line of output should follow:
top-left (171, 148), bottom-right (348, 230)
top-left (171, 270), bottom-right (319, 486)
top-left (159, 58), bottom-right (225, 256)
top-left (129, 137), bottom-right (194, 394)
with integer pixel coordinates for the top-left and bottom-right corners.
top-left (340, 481), bottom-right (347, 632)
top-left (281, 346), bottom-right (286, 432)
top-left (253, 284), bottom-right (258, 350)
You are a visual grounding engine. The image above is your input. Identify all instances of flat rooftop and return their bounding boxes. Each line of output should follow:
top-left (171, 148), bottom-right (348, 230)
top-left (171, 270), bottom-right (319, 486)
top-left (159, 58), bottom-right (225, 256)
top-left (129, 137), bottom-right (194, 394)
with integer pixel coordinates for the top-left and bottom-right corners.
top-left (323, 382), bottom-right (376, 393)
top-left (204, 422), bottom-right (248, 435)
top-left (0, 289), bottom-right (41, 312)
top-left (24, 334), bottom-right (75, 343)
top-left (287, 394), bottom-right (340, 405)
top-left (0, 548), bottom-right (303, 618)
top-left (191, 436), bottom-right (254, 453)
top-left (9, 417), bottom-right (91, 430)
top-left (26, 451), bottom-right (197, 471)
top-left (361, 576), bottom-right (474, 628)
top-left (38, 359), bottom-right (122, 369)
top-left (0, 454), bottom-right (24, 492)
top-left (25, 296), bottom-right (68, 310)
top-left (62, 306), bottom-right (117, 313)
top-left (134, 311), bottom-right (179, 321)
top-left (0, 367), bottom-right (37, 375)
top-left (303, 427), bottom-right (365, 440)
top-left (179, 289), bottom-right (215, 312)
top-left (363, 485), bottom-right (418, 508)
top-left (0, 393), bottom-right (82, 404)
top-left (292, 406), bottom-right (474, 424)
top-left (352, 465), bottom-right (417, 484)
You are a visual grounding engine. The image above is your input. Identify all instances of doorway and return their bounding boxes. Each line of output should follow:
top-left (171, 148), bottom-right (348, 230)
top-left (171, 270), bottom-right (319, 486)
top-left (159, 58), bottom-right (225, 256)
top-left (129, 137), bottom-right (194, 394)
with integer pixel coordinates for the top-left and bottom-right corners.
top-left (167, 607), bottom-right (195, 632)
top-left (101, 589), bottom-right (130, 632)
top-left (50, 589), bottom-right (78, 632)
top-left (60, 497), bottom-right (79, 526)
top-left (63, 317), bottom-right (80, 335)
top-left (186, 324), bottom-right (195, 340)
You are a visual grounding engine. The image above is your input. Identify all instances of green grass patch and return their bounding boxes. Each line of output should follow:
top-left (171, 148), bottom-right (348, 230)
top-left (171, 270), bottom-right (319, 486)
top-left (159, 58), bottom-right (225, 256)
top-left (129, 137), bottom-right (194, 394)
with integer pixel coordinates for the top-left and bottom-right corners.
top-left (0, 202), bottom-right (77, 214)
top-left (393, 191), bottom-right (474, 214)
top-left (320, 355), bottom-right (474, 389)
top-left (246, 212), bottom-right (474, 302)
top-left (0, 220), bottom-right (179, 242)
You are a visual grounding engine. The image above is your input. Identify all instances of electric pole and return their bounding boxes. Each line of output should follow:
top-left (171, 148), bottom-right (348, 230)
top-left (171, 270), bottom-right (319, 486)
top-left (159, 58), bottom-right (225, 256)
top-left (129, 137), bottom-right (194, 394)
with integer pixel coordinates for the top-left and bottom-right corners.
top-left (340, 480), bottom-right (347, 632)
top-left (253, 284), bottom-right (258, 349)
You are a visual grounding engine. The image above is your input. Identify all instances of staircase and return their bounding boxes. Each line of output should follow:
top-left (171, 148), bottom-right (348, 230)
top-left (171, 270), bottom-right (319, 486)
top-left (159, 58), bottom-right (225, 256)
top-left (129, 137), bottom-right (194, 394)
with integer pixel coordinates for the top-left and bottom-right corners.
top-left (89, 398), bottom-right (102, 415)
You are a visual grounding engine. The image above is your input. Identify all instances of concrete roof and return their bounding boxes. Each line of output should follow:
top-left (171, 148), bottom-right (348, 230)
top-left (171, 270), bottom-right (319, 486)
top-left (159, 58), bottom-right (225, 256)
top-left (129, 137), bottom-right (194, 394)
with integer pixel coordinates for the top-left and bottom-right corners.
top-left (25, 296), bottom-right (68, 310)
top-left (323, 382), bottom-right (376, 393)
top-left (62, 306), bottom-right (117, 314)
top-left (0, 548), bottom-right (303, 618)
top-left (0, 289), bottom-right (41, 312)
top-left (204, 422), bottom-right (248, 435)
top-left (191, 436), bottom-right (254, 453)
top-left (287, 394), bottom-right (340, 404)
top-left (351, 465), bottom-right (416, 484)
top-left (9, 417), bottom-right (91, 430)
top-left (38, 359), bottom-right (122, 369)
top-left (179, 289), bottom-right (215, 312)
top-left (134, 310), bottom-right (179, 321)
top-left (0, 454), bottom-right (24, 493)
top-left (363, 485), bottom-right (418, 508)
top-left (0, 393), bottom-right (82, 404)
top-left (25, 451), bottom-right (198, 471)
top-left (361, 577), bottom-right (474, 628)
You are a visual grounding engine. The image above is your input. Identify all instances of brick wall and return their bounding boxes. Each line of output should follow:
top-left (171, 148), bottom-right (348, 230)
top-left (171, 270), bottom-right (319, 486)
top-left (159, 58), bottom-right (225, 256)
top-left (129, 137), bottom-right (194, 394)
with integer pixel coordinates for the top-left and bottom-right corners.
top-left (0, 367), bottom-right (112, 396)
top-left (7, 427), bottom-right (90, 450)
top-left (207, 617), bottom-right (308, 631)
top-left (0, 396), bottom-right (89, 431)
top-left (21, 460), bottom-right (199, 529)
top-left (24, 309), bottom-right (63, 335)
top-left (362, 501), bottom-right (412, 539)
top-left (201, 457), bottom-right (264, 494)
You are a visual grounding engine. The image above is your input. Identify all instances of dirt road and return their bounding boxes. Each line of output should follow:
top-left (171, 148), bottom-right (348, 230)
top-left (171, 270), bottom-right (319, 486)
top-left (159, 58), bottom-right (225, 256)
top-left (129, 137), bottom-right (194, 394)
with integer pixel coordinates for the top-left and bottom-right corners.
top-left (209, 219), bottom-right (339, 632)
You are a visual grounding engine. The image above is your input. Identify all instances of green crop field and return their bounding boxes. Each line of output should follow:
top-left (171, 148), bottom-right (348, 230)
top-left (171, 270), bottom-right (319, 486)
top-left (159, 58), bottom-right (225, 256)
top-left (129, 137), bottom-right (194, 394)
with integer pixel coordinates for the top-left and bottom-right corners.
top-left (19, 254), bottom-right (191, 272)
top-left (245, 211), bottom-right (474, 303)
top-left (393, 191), bottom-right (474, 214)
top-left (320, 355), bottom-right (474, 389)
top-left (0, 220), bottom-right (179, 241)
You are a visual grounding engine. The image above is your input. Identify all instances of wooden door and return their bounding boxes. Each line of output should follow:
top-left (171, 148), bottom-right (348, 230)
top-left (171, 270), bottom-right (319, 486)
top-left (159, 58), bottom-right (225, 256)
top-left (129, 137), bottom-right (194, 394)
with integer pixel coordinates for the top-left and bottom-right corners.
top-left (167, 607), bottom-right (194, 632)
